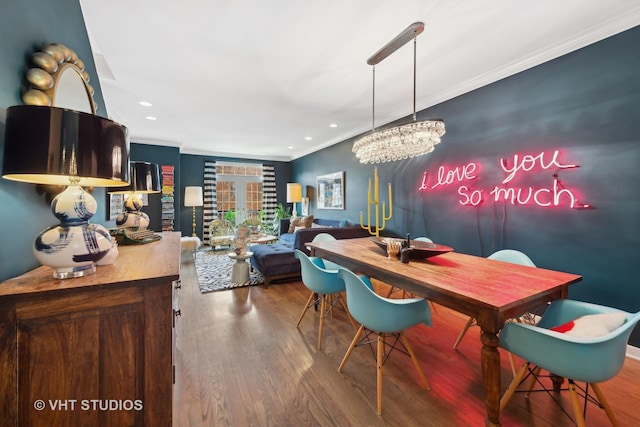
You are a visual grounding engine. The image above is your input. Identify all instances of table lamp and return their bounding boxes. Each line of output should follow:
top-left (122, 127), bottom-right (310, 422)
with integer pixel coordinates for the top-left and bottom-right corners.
top-left (109, 161), bottom-right (161, 229)
top-left (2, 105), bottom-right (130, 279)
top-left (287, 183), bottom-right (302, 218)
top-left (184, 186), bottom-right (203, 237)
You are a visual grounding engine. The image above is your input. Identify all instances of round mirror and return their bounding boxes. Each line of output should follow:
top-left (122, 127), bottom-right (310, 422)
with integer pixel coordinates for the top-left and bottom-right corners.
top-left (22, 43), bottom-right (97, 114)
top-left (53, 64), bottom-right (93, 113)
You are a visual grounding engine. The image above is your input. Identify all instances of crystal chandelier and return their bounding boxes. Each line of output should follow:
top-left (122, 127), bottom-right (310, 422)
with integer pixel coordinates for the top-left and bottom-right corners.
top-left (353, 22), bottom-right (445, 164)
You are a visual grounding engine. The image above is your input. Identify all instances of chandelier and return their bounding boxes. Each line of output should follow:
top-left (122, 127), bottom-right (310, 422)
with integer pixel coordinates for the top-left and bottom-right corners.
top-left (353, 22), bottom-right (445, 164)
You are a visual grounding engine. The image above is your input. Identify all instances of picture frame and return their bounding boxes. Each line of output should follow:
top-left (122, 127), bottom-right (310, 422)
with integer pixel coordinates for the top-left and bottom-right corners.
top-left (316, 171), bottom-right (344, 210)
top-left (108, 194), bottom-right (124, 220)
top-left (301, 197), bottom-right (310, 216)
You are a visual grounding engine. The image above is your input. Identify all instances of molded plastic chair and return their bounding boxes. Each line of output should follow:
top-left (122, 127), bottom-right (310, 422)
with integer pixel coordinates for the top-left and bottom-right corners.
top-left (453, 249), bottom-right (537, 350)
top-left (337, 268), bottom-right (432, 415)
top-left (500, 299), bottom-right (640, 426)
top-left (294, 250), bottom-right (356, 349)
top-left (308, 233), bottom-right (342, 271)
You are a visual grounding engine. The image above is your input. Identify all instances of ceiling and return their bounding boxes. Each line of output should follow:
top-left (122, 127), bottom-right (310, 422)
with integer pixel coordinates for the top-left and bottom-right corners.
top-left (79, 1), bottom-right (640, 162)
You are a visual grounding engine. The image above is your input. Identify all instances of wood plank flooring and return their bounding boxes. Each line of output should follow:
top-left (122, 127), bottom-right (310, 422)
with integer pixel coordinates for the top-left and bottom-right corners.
top-left (173, 254), bottom-right (640, 426)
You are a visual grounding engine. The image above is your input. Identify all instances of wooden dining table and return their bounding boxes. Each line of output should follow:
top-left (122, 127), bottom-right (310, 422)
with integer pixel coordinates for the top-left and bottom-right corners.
top-left (307, 237), bottom-right (582, 427)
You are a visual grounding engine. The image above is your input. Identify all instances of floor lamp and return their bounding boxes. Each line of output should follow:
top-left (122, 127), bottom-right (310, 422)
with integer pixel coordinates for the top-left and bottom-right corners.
top-left (287, 183), bottom-right (302, 218)
top-left (184, 186), bottom-right (203, 237)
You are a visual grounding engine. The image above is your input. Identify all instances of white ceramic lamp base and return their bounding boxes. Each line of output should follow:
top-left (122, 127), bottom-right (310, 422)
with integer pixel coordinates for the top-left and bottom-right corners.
top-left (33, 185), bottom-right (113, 279)
top-left (116, 194), bottom-right (150, 229)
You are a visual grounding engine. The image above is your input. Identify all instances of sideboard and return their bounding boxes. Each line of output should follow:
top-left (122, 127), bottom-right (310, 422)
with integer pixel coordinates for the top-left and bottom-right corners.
top-left (0, 231), bottom-right (181, 426)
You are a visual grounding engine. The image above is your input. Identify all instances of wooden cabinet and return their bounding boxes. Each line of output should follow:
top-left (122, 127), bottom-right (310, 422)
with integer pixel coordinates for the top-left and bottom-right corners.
top-left (0, 232), bottom-right (180, 426)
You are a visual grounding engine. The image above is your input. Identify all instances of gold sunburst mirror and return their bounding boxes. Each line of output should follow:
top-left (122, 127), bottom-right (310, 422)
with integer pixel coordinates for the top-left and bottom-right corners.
top-left (22, 42), bottom-right (97, 114)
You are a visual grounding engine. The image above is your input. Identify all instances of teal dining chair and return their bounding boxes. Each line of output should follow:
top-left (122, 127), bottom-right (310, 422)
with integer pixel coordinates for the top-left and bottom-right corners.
top-left (453, 249), bottom-right (537, 350)
top-left (294, 250), bottom-right (356, 349)
top-left (307, 233), bottom-right (343, 270)
top-left (337, 268), bottom-right (432, 415)
top-left (499, 299), bottom-right (640, 426)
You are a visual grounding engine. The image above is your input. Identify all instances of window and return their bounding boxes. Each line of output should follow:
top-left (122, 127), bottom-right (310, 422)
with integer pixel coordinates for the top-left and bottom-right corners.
top-left (216, 162), bottom-right (263, 224)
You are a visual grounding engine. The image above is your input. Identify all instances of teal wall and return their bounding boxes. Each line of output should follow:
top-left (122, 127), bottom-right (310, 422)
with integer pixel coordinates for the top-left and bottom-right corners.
top-left (292, 27), bottom-right (640, 346)
top-left (0, 0), bottom-right (106, 281)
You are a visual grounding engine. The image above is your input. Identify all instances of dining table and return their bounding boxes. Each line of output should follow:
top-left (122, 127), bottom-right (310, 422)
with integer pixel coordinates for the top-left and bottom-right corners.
top-left (307, 237), bottom-right (582, 427)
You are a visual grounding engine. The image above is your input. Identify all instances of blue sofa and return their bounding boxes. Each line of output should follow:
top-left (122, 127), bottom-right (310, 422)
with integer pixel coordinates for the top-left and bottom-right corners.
top-left (250, 218), bottom-right (369, 287)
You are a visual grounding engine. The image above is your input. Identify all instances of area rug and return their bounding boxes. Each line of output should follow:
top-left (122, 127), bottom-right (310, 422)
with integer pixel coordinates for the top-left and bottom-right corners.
top-left (195, 250), bottom-right (264, 293)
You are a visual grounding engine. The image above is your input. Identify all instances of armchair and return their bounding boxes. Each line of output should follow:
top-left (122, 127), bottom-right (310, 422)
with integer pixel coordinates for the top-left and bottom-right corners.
top-left (208, 219), bottom-right (235, 250)
top-left (294, 250), bottom-right (356, 349)
top-left (337, 268), bottom-right (432, 415)
top-left (500, 299), bottom-right (640, 426)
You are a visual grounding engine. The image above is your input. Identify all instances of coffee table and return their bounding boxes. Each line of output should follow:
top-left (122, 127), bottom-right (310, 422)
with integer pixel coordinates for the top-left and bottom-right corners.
top-left (227, 251), bottom-right (253, 283)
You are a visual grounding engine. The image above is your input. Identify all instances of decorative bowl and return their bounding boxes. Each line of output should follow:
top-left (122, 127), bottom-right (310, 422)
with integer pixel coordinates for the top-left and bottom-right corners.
top-left (369, 236), bottom-right (453, 259)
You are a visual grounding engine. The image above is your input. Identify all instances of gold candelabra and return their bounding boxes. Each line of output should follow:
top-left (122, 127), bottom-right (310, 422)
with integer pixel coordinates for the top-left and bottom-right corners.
top-left (360, 167), bottom-right (392, 237)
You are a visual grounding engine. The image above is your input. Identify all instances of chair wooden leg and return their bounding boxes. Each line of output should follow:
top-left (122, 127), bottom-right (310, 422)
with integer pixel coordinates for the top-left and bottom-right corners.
top-left (399, 333), bottom-right (429, 390)
top-left (377, 333), bottom-right (384, 415)
top-left (591, 383), bottom-right (620, 427)
top-left (317, 296), bottom-right (326, 349)
top-left (525, 366), bottom-right (542, 397)
top-left (328, 294), bottom-right (335, 319)
top-left (508, 352), bottom-right (517, 377)
top-left (568, 380), bottom-right (586, 427)
top-left (453, 316), bottom-right (475, 349)
top-left (297, 291), bottom-right (315, 327)
top-left (339, 325), bottom-right (364, 373)
top-left (500, 362), bottom-right (530, 412)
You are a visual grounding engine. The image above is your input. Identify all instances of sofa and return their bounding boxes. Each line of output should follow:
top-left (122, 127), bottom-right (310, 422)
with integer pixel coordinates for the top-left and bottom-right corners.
top-left (250, 217), bottom-right (369, 287)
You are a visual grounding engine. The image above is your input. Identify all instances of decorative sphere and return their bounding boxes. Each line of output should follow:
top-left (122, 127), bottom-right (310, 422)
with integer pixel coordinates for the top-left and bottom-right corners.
top-left (33, 223), bottom-right (112, 276)
top-left (116, 211), bottom-right (150, 229)
top-left (51, 185), bottom-right (97, 223)
top-left (124, 195), bottom-right (143, 212)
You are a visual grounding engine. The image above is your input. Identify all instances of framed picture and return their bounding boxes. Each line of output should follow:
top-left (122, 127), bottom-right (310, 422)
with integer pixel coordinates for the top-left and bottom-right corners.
top-left (108, 194), bottom-right (124, 220)
top-left (316, 171), bottom-right (344, 210)
top-left (301, 197), bottom-right (310, 216)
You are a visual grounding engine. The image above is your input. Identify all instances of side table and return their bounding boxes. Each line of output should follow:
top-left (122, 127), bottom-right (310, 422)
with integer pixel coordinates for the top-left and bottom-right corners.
top-left (228, 251), bottom-right (254, 283)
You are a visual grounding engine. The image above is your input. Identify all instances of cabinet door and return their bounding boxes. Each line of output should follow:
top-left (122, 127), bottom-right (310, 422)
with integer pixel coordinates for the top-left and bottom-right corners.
top-left (16, 288), bottom-right (144, 427)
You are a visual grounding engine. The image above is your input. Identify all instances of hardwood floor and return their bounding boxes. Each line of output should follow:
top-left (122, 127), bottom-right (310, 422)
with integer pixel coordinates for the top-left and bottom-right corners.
top-left (174, 254), bottom-right (640, 426)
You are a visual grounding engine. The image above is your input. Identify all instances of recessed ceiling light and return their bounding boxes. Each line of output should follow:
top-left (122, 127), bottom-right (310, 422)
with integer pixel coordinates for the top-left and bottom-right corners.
top-left (329, 123), bottom-right (337, 128)
top-left (304, 136), bottom-right (312, 141)
top-left (145, 116), bottom-right (157, 121)
top-left (288, 146), bottom-right (294, 149)
top-left (139, 101), bottom-right (152, 107)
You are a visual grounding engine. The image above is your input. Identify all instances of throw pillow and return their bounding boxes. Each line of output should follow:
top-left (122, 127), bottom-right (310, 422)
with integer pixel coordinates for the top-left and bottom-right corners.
top-left (288, 215), bottom-right (314, 233)
top-left (550, 312), bottom-right (626, 337)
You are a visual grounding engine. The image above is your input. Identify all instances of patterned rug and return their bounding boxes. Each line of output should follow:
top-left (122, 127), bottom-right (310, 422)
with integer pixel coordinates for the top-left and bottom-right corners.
top-left (194, 250), bottom-right (264, 293)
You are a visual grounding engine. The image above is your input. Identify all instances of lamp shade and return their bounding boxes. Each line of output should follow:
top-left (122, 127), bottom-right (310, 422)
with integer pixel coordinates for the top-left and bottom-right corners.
top-left (1, 105), bottom-right (130, 279)
top-left (184, 186), bottom-right (203, 207)
top-left (286, 183), bottom-right (302, 203)
top-left (2, 105), bottom-right (129, 186)
top-left (109, 161), bottom-right (161, 194)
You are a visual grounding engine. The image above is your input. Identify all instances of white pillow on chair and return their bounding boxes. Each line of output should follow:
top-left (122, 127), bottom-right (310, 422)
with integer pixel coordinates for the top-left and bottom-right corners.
top-left (550, 313), bottom-right (627, 337)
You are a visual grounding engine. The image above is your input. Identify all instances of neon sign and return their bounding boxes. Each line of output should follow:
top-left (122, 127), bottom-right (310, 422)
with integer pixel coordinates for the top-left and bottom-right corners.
top-left (500, 150), bottom-right (577, 184)
top-left (419, 162), bottom-right (479, 190)
top-left (418, 150), bottom-right (590, 209)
